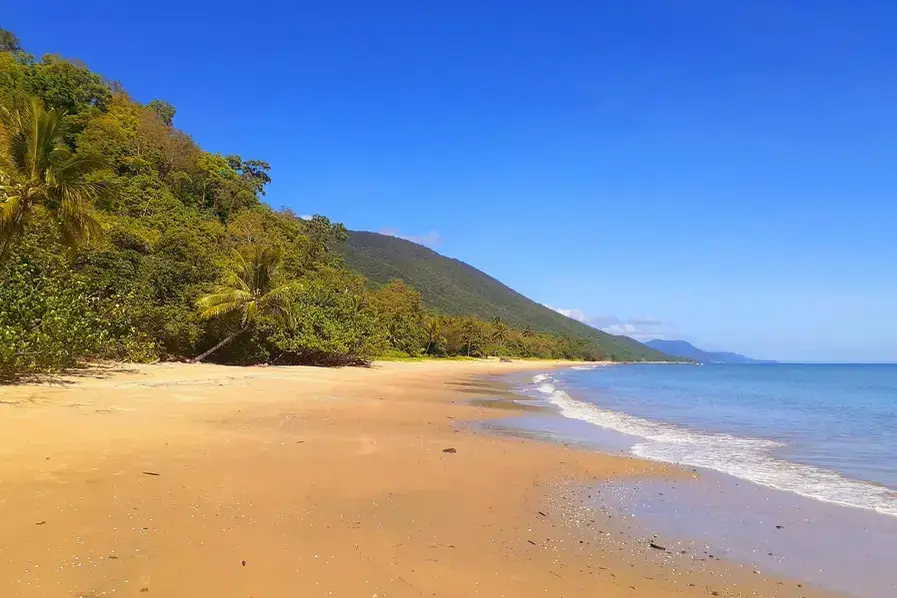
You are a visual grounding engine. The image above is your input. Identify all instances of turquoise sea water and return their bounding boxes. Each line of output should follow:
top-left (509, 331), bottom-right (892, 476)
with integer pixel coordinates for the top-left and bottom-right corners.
top-left (526, 364), bottom-right (897, 517)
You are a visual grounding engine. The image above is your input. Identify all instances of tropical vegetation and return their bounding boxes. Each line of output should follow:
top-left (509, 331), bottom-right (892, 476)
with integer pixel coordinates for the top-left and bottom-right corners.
top-left (0, 27), bottom-right (665, 379)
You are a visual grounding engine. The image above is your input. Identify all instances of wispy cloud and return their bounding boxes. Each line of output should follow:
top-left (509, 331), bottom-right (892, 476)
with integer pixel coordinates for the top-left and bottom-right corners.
top-left (545, 306), bottom-right (670, 342)
top-left (602, 322), bottom-right (667, 341)
top-left (549, 306), bottom-right (587, 322)
top-left (380, 228), bottom-right (441, 248)
top-left (627, 317), bottom-right (663, 326)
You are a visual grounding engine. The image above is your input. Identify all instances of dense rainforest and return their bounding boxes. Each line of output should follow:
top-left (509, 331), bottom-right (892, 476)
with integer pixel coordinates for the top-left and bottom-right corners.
top-left (0, 28), bottom-right (655, 379)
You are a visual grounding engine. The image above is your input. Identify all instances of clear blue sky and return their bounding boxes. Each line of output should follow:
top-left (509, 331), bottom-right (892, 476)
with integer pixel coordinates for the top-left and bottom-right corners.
top-left (6, 1), bottom-right (896, 362)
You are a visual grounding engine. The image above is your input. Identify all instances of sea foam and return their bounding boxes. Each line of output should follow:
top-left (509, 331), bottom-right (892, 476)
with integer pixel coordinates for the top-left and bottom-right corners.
top-left (530, 374), bottom-right (897, 518)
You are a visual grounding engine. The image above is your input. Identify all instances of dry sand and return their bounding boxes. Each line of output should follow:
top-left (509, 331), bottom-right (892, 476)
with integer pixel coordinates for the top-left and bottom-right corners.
top-left (0, 360), bottom-right (841, 598)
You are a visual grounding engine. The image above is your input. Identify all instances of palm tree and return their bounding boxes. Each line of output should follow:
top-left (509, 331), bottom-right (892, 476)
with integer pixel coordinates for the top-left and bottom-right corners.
top-left (461, 317), bottom-right (482, 357)
top-left (193, 246), bottom-right (293, 362)
top-left (491, 316), bottom-right (510, 354)
top-left (423, 316), bottom-right (444, 356)
top-left (0, 98), bottom-right (105, 263)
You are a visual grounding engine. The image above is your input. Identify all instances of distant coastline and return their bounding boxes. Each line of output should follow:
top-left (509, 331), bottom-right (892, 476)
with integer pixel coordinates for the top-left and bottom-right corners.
top-left (644, 339), bottom-right (776, 364)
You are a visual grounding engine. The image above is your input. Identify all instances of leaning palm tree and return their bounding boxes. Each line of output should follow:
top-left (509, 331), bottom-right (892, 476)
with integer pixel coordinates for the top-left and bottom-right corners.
top-left (0, 98), bottom-right (105, 263)
top-left (193, 246), bottom-right (294, 362)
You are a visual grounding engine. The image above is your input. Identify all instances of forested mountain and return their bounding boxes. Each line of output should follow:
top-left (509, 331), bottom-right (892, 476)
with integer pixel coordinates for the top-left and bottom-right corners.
top-left (0, 27), bottom-right (667, 378)
top-left (340, 231), bottom-right (673, 362)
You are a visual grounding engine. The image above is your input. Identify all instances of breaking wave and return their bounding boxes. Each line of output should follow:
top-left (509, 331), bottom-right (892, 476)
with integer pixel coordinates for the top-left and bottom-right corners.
top-left (531, 374), bottom-right (897, 518)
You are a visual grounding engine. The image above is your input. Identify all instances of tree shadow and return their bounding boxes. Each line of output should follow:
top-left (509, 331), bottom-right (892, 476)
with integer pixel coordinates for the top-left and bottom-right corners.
top-left (0, 361), bottom-right (142, 387)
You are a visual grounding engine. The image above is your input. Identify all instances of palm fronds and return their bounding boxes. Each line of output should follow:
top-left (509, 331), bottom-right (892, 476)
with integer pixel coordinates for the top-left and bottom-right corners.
top-left (194, 245), bottom-right (297, 361)
top-left (0, 98), bottom-right (108, 262)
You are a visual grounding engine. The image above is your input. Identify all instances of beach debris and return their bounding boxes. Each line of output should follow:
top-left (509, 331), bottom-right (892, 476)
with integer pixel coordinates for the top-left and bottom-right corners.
top-left (142, 471), bottom-right (161, 476)
top-left (35, 521), bottom-right (46, 525)
top-left (140, 589), bottom-right (149, 593)
top-left (527, 539), bottom-right (537, 545)
top-left (499, 357), bottom-right (513, 363)
top-left (538, 511), bottom-right (546, 517)
top-left (649, 542), bottom-right (666, 551)
top-left (442, 447), bottom-right (457, 454)
top-left (775, 524), bottom-right (784, 529)
top-left (241, 560), bottom-right (246, 567)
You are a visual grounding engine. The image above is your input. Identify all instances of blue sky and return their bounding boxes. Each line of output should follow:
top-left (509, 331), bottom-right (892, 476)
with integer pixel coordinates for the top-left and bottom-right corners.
top-left (6, 1), bottom-right (896, 362)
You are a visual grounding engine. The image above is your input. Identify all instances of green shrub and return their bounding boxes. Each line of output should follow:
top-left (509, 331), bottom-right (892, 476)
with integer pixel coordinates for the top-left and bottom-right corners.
top-left (0, 225), bottom-right (109, 377)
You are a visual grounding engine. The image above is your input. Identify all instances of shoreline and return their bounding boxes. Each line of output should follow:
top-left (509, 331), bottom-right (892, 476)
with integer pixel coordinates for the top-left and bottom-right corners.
top-left (0, 360), bottom-right (840, 597)
top-left (515, 365), bottom-right (897, 518)
top-left (490, 366), bottom-right (897, 598)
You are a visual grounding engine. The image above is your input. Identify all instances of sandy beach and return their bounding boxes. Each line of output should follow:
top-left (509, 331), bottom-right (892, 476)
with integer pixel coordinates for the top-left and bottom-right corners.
top-left (0, 360), bottom-right (840, 598)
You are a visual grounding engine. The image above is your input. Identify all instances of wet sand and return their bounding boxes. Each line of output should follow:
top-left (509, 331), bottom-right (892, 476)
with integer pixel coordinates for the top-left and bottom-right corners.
top-left (592, 472), bottom-right (897, 598)
top-left (489, 370), bottom-right (897, 598)
top-left (0, 361), bottom-right (843, 597)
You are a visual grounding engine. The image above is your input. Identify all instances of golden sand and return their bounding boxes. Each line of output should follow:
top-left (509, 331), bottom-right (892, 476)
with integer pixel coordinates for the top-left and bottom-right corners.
top-left (0, 361), bottom-right (839, 597)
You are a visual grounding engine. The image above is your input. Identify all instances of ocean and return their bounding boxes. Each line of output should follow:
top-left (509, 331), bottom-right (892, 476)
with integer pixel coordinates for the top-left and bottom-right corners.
top-left (496, 364), bottom-right (897, 597)
top-left (530, 363), bottom-right (897, 516)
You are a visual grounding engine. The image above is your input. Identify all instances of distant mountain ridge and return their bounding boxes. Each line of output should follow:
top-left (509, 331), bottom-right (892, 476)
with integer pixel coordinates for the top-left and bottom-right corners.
top-left (339, 231), bottom-right (676, 362)
top-left (644, 340), bottom-right (775, 364)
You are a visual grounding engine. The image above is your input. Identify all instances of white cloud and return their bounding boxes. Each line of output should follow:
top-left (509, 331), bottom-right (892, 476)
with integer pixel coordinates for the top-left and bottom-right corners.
top-left (380, 228), bottom-right (441, 248)
top-left (545, 305), bottom-right (587, 322)
top-left (603, 323), bottom-right (663, 340)
top-left (546, 306), bottom-right (670, 341)
top-left (299, 214), bottom-right (314, 221)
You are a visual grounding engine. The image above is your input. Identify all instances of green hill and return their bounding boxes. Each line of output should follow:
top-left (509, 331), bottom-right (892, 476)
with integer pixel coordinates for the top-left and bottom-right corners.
top-left (339, 231), bottom-right (673, 362)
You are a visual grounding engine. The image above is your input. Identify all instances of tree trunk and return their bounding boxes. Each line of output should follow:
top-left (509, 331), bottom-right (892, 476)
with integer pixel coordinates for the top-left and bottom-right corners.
top-left (192, 327), bottom-right (245, 363)
top-left (0, 207), bottom-right (26, 265)
top-left (0, 235), bottom-right (13, 265)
